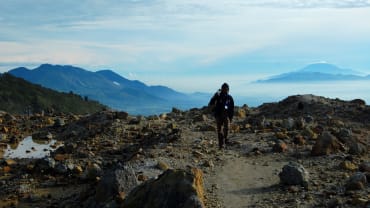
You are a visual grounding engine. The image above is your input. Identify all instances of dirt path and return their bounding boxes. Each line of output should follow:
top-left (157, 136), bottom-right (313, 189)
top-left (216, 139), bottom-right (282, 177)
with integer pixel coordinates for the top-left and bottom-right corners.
top-left (214, 153), bottom-right (285, 208)
top-left (204, 130), bottom-right (290, 208)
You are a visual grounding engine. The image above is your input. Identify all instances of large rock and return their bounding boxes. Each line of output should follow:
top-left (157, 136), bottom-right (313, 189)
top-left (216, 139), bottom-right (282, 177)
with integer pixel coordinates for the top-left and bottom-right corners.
top-left (3, 113), bottom-right (16, 122)
top-left (54, 118), bottom-right (65, 127)
top-left (311, 131), bottom-right (342, 156)
top-left (115, 111), bottom-right (129, 120)
top-left (359, 162), bottom-right (370, 172)
top-left (36, 157), bottom-right (56, 172)
top-left (95, 165), bottom-right (138, 203)
top-left (282, 117), bottom-right (295, 130)
top-left (347, 140), bottom-right (367, 155)
top-left (122, 168), bottom-right (205, 208)
top-left (279, 162), bottom-right (309, 188)
top-left (82, 163), bottom-right (103, 180)
top-left (345, 172), bottom-right (368, 190)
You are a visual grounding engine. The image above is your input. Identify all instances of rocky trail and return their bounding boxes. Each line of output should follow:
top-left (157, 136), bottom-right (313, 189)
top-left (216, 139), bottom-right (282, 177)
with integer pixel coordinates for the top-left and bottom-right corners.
top-left (0, 94), bottom-right (369, 208)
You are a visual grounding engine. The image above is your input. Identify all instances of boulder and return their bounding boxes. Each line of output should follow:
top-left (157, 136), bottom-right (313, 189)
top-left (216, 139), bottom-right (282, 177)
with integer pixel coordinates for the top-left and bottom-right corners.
top-left (311, 132), bottom-right (342, 156)
top-left (32, 131), bottom-right (53, 140)
top-left (345, 172), bottom-right (368, 190)
top-left (172, 107), bottom-right (183, 114)
top-left (115, 111), bottom-right (129, 120)
top-left (199, 124), bottom-right (216, 132)
top-left (235, 108), bottom-right (247, 118)
top-left (95, 165), bottom-right (138, 203)
top-left (295, 117), bottom-right (305, 129)
top-left (293, 135), bottom-right (306, 145)
top-left (347, 140), bottom-right (367, 155)
top-left (279, 162), bottom-right (309, 188)
top-left (54, 162), bottom-right (69, 174)
top-left (36, 157), bottom-right (56, 172)
top-left (350, 98), bottom-right (366, 105)
top-left (122, 168), bottom-right (205, 208)
top-left (282, 117), bottom-right (295, 130)
top-left (83, 163), bottom-right (103, 180)
top-left (337, 128), bottom-right (352, 140)
top-left (359, 162), bottom-right (370, 172)
top-left (3, 113), bottom-right (16, 122)
top-left (303, 115), bottom-right (314, 123)
top-left (54, 118), bottom-right (65, 127)
top-left (193, 114), bottom-right (208, 123)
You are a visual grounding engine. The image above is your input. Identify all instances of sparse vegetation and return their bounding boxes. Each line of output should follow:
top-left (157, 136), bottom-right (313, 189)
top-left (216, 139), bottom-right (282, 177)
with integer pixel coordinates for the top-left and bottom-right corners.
top-left (0, 73), bottom-right (107, 114)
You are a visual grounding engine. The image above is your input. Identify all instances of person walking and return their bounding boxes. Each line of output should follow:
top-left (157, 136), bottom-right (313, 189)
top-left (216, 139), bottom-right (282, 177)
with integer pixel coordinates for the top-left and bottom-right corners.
top-left (208, 83), bottom-right (234, 149)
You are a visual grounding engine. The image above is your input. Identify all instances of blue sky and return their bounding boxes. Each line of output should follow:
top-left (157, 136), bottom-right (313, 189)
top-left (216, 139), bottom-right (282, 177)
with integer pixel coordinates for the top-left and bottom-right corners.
top-left (1, 0), bottom-right (370, 94)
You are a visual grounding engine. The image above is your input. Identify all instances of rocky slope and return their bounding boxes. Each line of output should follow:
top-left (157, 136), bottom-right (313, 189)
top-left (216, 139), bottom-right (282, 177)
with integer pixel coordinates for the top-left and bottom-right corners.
top-left (0, 94), bottom-right (369, 207)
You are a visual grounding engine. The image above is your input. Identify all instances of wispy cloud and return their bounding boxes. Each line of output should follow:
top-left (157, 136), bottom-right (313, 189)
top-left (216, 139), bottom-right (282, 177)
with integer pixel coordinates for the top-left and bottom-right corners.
top-left (1, 0), bottom-right (370, 80)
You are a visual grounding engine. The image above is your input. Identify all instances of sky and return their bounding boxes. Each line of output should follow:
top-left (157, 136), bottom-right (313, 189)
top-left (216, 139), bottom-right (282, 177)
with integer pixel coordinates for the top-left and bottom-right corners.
top-left (1, 0), bottom-right (370, 94)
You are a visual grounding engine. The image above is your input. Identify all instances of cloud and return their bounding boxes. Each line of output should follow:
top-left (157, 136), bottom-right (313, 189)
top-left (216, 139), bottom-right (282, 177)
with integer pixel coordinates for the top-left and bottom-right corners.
top-left (1, 0), bottom-right (370, 75)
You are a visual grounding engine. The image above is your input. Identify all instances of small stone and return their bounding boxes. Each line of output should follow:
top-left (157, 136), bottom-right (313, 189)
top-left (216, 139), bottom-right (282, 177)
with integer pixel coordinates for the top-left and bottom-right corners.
top-left (272, 140), bottom-right (288, 153)
top-left (54, 154), bottom-right (69, 161)
top-left (326, 198), bottom-right (342, 208)
top-left (340, 161), bottom-right (358, 171)
top-left (293, 135), bottom-right (306, 145)
top-left (3, 166), bottom-right (11, 173)
top-left (74, 165), bottom-right (83, 174)
top-left (159, 113), bottom-right (167, 120)
top-left (117, 192), bottom-right (126, 202)
top-left (359, 162), bottom-right (370, 172)
top-left (193, 150), bottom-right (204, 158)
top-left (137, 174), bottom-right (148, 181)
top-left (157, 161), bottom-right (170, 171)
top-left (275, 132), bottom-right (289, 140)
top-left (302, 127), bottom-right (317, 140)
top-left (287, 186), bottom-right (300, 193)
top-left (203, 160), bottom-right (214, 168)
top-left (5, 159), bottom-right (17, 166)
top-left (350, 197), bottom-right (368, 206)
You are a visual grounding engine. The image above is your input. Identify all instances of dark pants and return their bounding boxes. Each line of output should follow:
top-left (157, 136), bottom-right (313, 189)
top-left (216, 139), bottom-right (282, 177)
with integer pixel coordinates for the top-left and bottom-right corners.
top-left (216, 116), bottom-right (229, 149)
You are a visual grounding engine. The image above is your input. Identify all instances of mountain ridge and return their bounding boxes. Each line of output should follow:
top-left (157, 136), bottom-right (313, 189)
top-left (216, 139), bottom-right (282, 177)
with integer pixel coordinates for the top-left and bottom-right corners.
top-left (8, 64), bottom-right (207, 115)
top-left (258, 63), bottom-right (369, 83)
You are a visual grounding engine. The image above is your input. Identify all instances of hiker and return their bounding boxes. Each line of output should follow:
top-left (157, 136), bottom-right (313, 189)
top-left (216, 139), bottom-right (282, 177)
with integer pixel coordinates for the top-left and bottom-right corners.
top-left (208, 83), bottom-right (234, 149)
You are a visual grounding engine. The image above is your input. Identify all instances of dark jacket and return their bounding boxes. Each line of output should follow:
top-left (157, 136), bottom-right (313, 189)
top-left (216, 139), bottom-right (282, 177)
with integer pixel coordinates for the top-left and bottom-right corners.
top-left (208, 90), bottom-right (234, 120)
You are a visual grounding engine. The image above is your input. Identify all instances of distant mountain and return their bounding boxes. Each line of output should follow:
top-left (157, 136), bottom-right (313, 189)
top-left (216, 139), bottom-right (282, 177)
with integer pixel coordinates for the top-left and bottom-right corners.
top-left (0, 73), bottom-right (107, 114)
top-left (8, 64), bottom-right (207, 115)
top-left (258, 63), bottom-right (368, 83)
top-left (299, 63), bottom-right (363, 75)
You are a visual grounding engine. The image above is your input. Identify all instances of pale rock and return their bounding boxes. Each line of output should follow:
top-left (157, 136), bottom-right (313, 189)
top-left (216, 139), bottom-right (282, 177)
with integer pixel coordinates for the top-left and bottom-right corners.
top-left (279, 162), bottom-right (309, 188)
